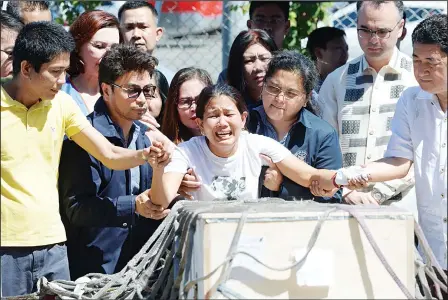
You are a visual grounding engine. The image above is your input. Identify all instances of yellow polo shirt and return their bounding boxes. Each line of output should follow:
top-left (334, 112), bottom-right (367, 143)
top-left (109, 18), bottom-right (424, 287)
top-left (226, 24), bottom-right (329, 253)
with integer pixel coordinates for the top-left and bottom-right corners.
top-left (1, 86), bottom-right (91, 246)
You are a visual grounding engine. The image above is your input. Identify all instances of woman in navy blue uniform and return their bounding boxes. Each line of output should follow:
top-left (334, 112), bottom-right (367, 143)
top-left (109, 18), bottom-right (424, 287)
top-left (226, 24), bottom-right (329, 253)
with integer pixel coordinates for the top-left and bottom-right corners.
top-left (248, 50), bottom-right (343, 202)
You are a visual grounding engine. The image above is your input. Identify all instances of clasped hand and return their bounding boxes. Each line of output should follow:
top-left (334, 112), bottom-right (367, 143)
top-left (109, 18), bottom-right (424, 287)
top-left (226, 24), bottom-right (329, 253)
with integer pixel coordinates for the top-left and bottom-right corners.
top-left (309, 166), bottom-right (371, 198)
top-left (147, 141), bottom-right (171, 169)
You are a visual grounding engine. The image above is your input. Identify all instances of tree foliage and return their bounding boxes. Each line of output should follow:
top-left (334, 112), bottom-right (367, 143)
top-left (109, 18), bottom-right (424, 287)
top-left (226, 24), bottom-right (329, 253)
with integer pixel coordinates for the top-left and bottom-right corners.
top-left (285, 2), bottom-right (332, 53)
top-left (230, 1), bottom-right (331, 54)
top-left (51, 1), bottom-right (107, 26)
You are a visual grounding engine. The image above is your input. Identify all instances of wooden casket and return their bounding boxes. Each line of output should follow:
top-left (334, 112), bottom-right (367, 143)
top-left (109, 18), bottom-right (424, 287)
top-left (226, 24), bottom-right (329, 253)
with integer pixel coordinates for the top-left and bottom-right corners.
top-left (179, 200), bottom-right (415, 299)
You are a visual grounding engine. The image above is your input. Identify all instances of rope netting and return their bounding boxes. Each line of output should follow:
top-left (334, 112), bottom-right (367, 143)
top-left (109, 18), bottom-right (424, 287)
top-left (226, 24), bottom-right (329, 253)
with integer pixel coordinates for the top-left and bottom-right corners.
top-left (7, 199), bottom-right (447, 300)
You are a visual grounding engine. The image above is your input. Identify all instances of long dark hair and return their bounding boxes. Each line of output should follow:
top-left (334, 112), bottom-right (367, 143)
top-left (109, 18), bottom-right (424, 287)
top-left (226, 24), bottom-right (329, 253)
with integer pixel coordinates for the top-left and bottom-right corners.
top-left (161, 67), bottom-right (213, 145)
top-left (153, 69), bottom-right (169, 124)
top-left (226, 29), bottom-right (277, 98)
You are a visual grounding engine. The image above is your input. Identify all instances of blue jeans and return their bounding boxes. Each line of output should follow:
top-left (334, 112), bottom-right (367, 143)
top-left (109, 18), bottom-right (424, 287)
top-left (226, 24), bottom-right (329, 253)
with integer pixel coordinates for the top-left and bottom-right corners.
top-left (0, 243), bottom-right (70, 297)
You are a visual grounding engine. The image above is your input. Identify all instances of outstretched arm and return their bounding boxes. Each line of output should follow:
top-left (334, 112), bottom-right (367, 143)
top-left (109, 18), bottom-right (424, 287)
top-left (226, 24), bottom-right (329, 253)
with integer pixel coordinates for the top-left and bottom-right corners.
top-left (275, 154), bottom-right (338, 192)
top-left (71, 126), bottom-right (149, 170)
top-left (346, 157), bottom-right (413, 189)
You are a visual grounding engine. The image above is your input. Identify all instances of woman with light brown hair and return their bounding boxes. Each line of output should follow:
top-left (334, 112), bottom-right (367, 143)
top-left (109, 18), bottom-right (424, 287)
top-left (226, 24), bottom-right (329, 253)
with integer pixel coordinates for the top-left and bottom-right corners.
top-left (61, 10), bottom-right (122, 116)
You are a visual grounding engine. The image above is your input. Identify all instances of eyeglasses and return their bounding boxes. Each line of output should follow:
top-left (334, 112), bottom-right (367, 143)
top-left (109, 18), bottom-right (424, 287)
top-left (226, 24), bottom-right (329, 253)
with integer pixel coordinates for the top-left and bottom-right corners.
top-left (0, 49), bottom-right (13, 58)
top-left (252, 17), bottom-right (285, 27)
top-left (110, 83), bottom-right (156, 99)
top-left (177, 97), bottom-right (198, 109)
top-left (263, 83), bottom-right (302, 100)
top-left (357, 20), bottom-right (402, 40)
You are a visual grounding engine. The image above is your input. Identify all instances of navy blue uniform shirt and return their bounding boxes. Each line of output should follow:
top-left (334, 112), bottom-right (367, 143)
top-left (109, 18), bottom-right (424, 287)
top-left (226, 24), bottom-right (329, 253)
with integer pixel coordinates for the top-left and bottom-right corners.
top-left (58, 97), bottom-right (159, 280)
top-left (248, 106), bottom-right (343, 202)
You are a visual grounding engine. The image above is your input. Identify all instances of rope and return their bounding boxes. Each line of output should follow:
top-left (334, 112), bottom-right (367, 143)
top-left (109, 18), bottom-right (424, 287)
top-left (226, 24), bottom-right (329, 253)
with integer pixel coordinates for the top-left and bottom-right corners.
top-left (11, 200), bottom-right (446, 300)
top-left (335, 204), bottom-right (415, 299)
top-left (183, 207), bottom-right (338, 298)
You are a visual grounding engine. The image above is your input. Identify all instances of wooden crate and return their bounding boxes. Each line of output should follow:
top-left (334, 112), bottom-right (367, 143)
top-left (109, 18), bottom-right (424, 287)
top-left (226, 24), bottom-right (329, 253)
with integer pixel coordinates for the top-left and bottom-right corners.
top-left (181, 201), bottom-right (415, 299)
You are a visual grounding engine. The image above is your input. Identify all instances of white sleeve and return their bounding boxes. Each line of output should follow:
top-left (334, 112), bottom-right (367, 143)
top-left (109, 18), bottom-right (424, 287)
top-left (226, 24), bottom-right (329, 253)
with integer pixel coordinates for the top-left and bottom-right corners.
top-left (163, 145), bottom-right (190, 174)
top-left (250, 134), bottom-right (291, 163)
top-left (384, 93), bottom-right (414, 161)
top-left (318, 73), bottom-right (339, 133)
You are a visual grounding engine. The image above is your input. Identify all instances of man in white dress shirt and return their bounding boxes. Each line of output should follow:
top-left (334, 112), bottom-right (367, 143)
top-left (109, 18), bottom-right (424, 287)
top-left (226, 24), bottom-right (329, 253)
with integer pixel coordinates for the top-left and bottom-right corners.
top-left (335, 14), bottom-right (447, 287)
top-left (316, 1), bottom-right (418, 212)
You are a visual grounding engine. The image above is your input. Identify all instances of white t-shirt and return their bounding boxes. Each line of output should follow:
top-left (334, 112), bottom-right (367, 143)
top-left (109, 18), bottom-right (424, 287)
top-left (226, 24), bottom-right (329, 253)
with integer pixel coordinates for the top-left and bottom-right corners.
top-left (164, 131), bottom-right (291, 201)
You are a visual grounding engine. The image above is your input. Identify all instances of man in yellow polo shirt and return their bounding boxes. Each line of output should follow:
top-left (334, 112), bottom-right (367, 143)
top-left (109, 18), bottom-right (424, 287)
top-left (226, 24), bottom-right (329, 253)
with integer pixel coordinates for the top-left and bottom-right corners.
top-left (0, 22), bottom-right (162, 297)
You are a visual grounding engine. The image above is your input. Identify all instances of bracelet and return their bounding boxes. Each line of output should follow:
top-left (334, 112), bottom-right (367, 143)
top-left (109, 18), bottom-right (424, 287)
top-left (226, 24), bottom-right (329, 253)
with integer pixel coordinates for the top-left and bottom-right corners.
top-left (331, 172), bottom-right (341, 188)
top-left (140, 150), bottom-right (149, 161)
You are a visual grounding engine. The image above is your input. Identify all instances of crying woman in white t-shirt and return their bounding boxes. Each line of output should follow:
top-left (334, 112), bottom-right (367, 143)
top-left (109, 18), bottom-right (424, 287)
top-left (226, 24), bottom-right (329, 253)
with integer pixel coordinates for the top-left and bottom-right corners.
top-left (149, 84), bottom-right (338, 208)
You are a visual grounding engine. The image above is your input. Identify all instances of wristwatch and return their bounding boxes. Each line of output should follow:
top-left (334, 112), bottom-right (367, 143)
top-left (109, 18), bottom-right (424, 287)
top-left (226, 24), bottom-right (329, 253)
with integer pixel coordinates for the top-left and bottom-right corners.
top-left (371, 188), bottom-right (387, 204)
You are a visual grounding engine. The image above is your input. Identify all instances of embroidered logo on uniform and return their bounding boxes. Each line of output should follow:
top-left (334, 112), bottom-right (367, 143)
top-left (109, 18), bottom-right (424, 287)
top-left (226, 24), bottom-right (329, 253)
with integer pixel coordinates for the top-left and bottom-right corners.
top-left (294, 150), bottom-right (307, 161)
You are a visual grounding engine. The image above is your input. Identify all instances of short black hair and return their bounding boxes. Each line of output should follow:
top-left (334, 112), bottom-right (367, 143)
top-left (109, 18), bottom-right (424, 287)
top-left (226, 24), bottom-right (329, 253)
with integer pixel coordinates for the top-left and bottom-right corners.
top-left (118, 0), bottom-right (158, 21)
top-left (357, 1), bottom-right (404, 20)
top-left (0, 10), bottom-right (24, 33)
top-left (412, 14), bottom-right (448, 54)
top-left (99, 43), bottom-right (158, 95)
top-left (6, 0), bottom-right (50, 22)
top-left (249, 1), bottom-right (290, 20)
top-left (12, 21), bottom-right (74, 77)
top-left (265, 50), bottom-right (318, 103)
top-left (306, 27), bottom-right (346, 61)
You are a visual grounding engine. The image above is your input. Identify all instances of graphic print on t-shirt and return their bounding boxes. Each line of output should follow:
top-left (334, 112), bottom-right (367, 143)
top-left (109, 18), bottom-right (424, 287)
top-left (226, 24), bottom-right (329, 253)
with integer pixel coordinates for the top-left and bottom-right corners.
top-left (210, 176), bottom-right (246, 200)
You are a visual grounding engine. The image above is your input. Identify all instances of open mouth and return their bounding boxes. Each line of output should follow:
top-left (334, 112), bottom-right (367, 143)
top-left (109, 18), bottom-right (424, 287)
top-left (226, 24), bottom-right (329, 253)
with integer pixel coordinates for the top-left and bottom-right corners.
top-left (190, 115), bottom-right (197, 120)
top-left (215, 131), bottom-right (232, 139)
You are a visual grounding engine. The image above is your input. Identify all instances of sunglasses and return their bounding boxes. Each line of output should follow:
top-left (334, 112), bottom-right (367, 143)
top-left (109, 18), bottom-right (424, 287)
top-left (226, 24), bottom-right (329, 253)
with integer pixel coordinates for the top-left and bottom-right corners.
top-left (110, 83), bottom-right (157, 99)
